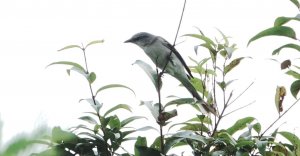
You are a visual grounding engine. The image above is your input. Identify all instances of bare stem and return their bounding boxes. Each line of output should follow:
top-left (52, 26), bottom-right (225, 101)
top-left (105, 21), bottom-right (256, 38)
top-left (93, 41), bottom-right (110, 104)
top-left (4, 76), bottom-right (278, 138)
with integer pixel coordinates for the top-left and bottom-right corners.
top-left (155, 0), bottom-right (187, 153)
top-left (223, 101), bottom-right (255, 117)
top-left (228, 81), bottom-right (254, 106)
top-left (260, 98), bottom-right (300, 138)
top-left (82, 47), bottom-right (97, 105)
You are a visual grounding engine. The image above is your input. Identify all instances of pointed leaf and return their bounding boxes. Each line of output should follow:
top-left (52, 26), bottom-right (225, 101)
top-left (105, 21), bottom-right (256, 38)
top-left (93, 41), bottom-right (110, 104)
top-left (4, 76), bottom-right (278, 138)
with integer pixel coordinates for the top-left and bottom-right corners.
top-left (47, 61), bottom-right (86, 72)
top-left (172, 131), bottom-right (207, 143)
top-left (95, 84), bottom-right (135, 97)
top-left (218, 131), bottom-right (237, 146)
top-left (104, 104), bottom-right (132, 117)
top-left (164, 98), bottom-right (195, 108)
top-left (278, 131), bottom-right (300, 145)
top-left (256, 139), bottom-right (267, 155)
top-left (58, 45), bottom-right (82, 51)
top-left (164, 137), bottom-right (185, 154)
top-left (78, 116), bottom-right (98, 124)
top-left (85, 40), bottom-right (104, 49)
top-left (274, 15), bottom-right (300, 26)
top-left (253, 122), bottom-right (261, 134)
top-left (79, 98), bottom-right (103, 113)
top-left (273, 43), bottom-right (300, 55)
top-left (291, 80), bottom-right (300, 98)
top-left (248, 26), bottom-right (297, 46)
top-left (216, 28), bottom-right (229, 46)
top-left (121, 116), bottom-right (147, 127)
top-left (286, 70), bottom-right (300, 79)
top-left (133, 60), bottom-right (161, 91)
top-left (226, 117), bottom-right (255, 135)
top-left (140, 101), bottom-right (159, 120)
top-left (290, 0), bottom-right (300, 9)
top-left (183, 34), bottom-right (216, 47)
top-left (135, 126), bottom-right (158, 132)
top-left (224, 57), bottom-right (249, 75)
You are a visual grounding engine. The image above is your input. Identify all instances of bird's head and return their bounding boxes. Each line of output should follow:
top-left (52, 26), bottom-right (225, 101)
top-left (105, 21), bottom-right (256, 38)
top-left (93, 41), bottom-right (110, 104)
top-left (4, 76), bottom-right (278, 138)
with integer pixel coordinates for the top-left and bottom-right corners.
top-left (124, 32), bottom-right (155, 48)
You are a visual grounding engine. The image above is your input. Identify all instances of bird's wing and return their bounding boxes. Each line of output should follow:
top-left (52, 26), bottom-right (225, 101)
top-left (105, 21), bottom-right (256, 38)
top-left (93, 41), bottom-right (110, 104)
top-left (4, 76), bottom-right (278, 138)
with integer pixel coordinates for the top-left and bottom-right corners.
top-left (159, 37), bottom-right (194, 79)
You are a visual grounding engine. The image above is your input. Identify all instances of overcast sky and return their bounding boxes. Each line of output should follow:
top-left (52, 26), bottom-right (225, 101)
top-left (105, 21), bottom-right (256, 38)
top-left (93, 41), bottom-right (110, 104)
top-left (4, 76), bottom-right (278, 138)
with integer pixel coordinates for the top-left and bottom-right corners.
top-left (0, 0), bottom-right (300, 151)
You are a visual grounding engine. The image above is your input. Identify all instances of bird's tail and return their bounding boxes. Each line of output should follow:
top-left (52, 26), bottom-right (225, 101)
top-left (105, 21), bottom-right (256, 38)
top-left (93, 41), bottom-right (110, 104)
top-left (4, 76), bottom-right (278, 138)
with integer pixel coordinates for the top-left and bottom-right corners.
top-left (178, 75), bottom-right (218, 116)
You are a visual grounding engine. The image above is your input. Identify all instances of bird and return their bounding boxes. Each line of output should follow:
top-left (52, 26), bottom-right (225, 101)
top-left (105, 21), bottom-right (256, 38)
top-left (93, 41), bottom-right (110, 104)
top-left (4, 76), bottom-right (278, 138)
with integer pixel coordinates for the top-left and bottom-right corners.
top-left (125, 32), bottom-right (217, 115)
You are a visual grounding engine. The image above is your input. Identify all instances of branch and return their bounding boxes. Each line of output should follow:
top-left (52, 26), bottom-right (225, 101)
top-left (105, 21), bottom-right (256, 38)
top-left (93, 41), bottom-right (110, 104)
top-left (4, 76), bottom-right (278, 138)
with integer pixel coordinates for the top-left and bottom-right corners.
top-left (228, 81), bottom-right (254, 106)
top-left (260, 97), bottom-right (300, 138)
top-left (156, 0), bottom-right (187, 153)
top-left (223, 101), bottom-right (255, 117)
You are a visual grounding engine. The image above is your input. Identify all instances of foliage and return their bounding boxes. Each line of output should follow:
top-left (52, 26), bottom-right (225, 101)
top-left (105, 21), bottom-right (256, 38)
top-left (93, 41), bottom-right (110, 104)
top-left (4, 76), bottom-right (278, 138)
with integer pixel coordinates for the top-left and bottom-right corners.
top-left (2, 0), bottom-right (300, 155)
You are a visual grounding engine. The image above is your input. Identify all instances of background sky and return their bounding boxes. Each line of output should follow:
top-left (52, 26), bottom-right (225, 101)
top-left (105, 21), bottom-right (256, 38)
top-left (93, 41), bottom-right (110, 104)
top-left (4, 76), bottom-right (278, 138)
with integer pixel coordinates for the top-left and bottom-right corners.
top-left (0, 0), bottom-right (300, 153)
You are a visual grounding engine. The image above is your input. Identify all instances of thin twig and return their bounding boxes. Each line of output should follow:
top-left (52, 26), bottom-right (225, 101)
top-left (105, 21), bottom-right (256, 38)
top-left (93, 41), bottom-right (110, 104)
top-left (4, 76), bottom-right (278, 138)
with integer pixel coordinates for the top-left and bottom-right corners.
top-left (155, 0), bottom-right (187, 153)
top-left (160, 0), bottom-right (187, 74)
top-left (228, 81), bottom-right (254, 106)
top-left (82, 47), bottom-right (97, 106)
top-left (260, 97), bottom-right (300, 138)
top-left (223, 101), bottom-right (255, 117)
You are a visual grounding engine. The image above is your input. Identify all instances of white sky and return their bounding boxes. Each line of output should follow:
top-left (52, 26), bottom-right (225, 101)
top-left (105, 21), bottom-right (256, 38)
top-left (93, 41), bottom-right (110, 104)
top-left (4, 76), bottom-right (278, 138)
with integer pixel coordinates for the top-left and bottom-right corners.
top-left (0, 0), bottom-right (300, 153)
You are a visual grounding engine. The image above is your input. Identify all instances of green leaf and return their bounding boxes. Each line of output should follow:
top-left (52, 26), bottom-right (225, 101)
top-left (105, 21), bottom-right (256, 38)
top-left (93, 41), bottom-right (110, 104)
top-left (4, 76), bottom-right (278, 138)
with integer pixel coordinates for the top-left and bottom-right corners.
top-left (278, 131), bottom-right (300, 145)
top-left (180, 123), bottom-right (210, 132)
top-left (172, 131), bottom-right (207, 143)
top-left (290, 0), bottom-right (300, 9)
top-left (52, 127), bottom-right (79, 144)
top-left (135, 146), bottom-right (161, 156)
top-left (78, 116), bottom-right (98, 124)
top-left (121, 116), bottom-right (147, 127)
top-left (87, 72), bottom-right (96, 84)
top-left (286, 70), bottom-right (300, 79)
top-left (290, 80), bottom-right (300, 98)
top-left (190, 78), bottom-right (209, 96)
top-left (183, 34), bottom-right (216, 47)
top-left (216, 28), bottom-right (229, 46)
top-left (273, 43), bottom-right (300, 55)
top-left (85, 40), bottom-right (104, 49)
top-left (226, 117), bottom-right (255, 135)
top-left (164, 137), bottom-right (185, 154)
top-left (253, 122), bottom-right (261, 134)
top-left (1, 137), bottom-right (32, 156)
top-left (224, 57), bottom-right (248, 75)
top-left (255, 139), bottom-right (267, 155)
top-left (95, 84), bottom-right (135, 97)
top-left (57, 45), bottom-right (82, 51)
top-left (108, 115), bottom-right (121, 129)
top-left (135, 126), bottom-right (158, 132)
top-left (135, 137), bottom-right (147, 156)
top-left (104, 104), bottom-right (132, 117)
top-left (133, 60), bottom-right (161, 91)
top-left (140, 101), bottom-right (159, 120)
top-left (79, 98), bottom-right (103, 114)
top-left (47, 61), bottom-right (86, 73)
top-left (164, 98), bottom-right (195, 108)
top-left (150, 137), bottom-right (161, 151)
top-left (274, 15), bottom-right (300, 26)
top-left (248, 26), bottom-right (297, 46)
top-left (218, 131), bottom-right (237, 146)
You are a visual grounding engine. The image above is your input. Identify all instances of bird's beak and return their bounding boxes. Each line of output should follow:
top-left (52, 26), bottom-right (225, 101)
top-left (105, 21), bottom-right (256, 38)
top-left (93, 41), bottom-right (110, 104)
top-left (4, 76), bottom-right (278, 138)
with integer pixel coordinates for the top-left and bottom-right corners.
top-left (124, 38), bottom-right (133, 43)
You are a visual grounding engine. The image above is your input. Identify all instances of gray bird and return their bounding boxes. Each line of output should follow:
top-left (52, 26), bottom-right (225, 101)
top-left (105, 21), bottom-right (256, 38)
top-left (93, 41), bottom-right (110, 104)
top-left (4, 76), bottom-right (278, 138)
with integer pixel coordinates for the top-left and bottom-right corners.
top-left (125, 32), bottom-right (217, 115)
